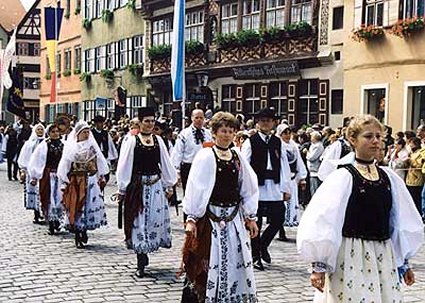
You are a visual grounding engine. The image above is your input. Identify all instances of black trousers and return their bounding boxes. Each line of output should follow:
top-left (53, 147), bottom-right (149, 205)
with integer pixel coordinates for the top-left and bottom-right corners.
top-left (181, 163), bottom-right (192, 222)
top-left (251, 200), bottom-right (286, 259)
top-left (7, 158), bottom-right (18, 180)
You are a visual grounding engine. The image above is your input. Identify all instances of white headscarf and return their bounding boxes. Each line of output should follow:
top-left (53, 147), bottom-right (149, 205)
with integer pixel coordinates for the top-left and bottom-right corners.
top-left (17, 123), bottom-right (46, 170)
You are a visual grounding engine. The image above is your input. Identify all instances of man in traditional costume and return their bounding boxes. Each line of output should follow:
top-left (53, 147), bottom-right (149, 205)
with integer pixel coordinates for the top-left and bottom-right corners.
top-left (241, 108), bottom-right (291, 271)
top-left (116, 107), bottom-right (177, 278)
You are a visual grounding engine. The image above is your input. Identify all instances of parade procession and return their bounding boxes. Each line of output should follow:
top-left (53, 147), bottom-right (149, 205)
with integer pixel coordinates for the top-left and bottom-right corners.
top-left (0, 0), bottom-right (425, 302)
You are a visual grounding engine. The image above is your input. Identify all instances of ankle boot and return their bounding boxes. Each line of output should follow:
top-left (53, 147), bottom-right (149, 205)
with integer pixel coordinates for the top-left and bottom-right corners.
top-left (135, 253), bottom-right (146, 278)
top-left (277, 227), bottom-right (288, 241)
top-left (33, 210), bottom-right (40, 224)
top-left (48, 221), bottom-right (55, 235)
top-left (81, 231), bottom-right (88, 244)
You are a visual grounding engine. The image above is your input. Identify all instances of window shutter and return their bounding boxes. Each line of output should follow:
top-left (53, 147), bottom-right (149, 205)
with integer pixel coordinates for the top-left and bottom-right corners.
top-left (353, 0), bottom-right (363, 28)
top-left (128, 37), bottom-right (133, 65)
top-left (82, 50), bottom-right (87, 73)
top-left (101, 45), bottom-right (106, 70)
top-left (115, 41), bottom-right (119, 69)
top-left (90, 48), bottom-right (95, 73)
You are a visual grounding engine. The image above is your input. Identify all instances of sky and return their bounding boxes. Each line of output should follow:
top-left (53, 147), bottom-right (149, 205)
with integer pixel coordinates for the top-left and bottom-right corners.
top-left (20, 0), bottom-right (36, 11)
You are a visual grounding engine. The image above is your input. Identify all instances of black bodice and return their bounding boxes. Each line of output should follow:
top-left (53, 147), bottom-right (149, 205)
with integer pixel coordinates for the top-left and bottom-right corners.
top-left (132, 135), bottom-right (161, 175)
top-left (209, 149), bottom-right (240, 206)
top-left (46, 139), bottom-right (64, 170)
top-left (341, 164), bottom-right (392, 241)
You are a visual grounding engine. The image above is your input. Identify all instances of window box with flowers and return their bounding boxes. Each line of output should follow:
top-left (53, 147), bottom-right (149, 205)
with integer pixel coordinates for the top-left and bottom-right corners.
top-left (74, 68), bottom-right (81, 75)
top-left (82, 18), bottom-right (92, 30)
top-left (352, 25), bottom-right (385, 42)
top-left (126, 0), bottom-right (136, 10)
top-left (390, 17), bottom-right (425, 38)
top-left (80, 72), bottom-right (91, 83)
top-left (100, 69), bottom-right (114, 80)
top-left (147, 44), bottom-right (172, 60)
top-left (63, 69), bottom-right (71, 77)
top-left (185, 40), bottom-right (204, 55)
top-left (127, 64), bottom-right (144, 78)
top-left (101, 9), bottom-right (113, 23)
top-left (75, 5), bottom-right (81, 15)
top-left (45, 74), bottom-right (51, 80)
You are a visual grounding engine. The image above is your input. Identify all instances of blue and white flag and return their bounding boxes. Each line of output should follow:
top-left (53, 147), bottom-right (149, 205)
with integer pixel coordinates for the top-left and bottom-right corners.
top-left (171, 0), bottom-right (185, 109)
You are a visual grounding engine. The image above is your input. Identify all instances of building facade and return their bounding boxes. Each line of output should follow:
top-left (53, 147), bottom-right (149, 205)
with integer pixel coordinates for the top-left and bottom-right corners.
top-left (80, 0), bottom-right (147, 121)
top-left (139, 0), bottom-right (345, 128)
top-left (40, 0), bottom-right (82, 122)
top-left (15, 0), bottom-right (42, 124)
top-left (343, 0), bottom-right (425, 131)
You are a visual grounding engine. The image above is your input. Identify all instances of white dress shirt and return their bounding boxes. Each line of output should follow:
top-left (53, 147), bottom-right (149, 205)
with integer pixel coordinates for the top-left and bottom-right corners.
top-left (241, 133), bottom-right (291, 202)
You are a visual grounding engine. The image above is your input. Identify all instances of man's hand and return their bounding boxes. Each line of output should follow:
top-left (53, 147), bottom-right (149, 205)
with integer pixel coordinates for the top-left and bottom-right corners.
top-left (185, 221), bottom-right (197, 238)
top-left (29, 179), bottom-right (37, 186)
top-left (404, 268), bottom-right (415, 286)
top-left (310, 272), bottom-right (325, 292)
top-left (165, 188), bottom-right (173, 199)
top-left (283, 192), bottom-right (291, 201)
top-left (245, 219), bottom-right (259, 239)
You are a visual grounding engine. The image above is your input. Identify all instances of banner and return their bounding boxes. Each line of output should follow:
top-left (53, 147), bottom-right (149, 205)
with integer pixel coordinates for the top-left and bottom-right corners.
top-left (44, 6), bottom-right (64, 103)
top-left (6, 67), bottom-right (25, 118)
top-left (171, 0), bottom-right (186, 126)
top-left (1, 28), bottom-right (17, 91)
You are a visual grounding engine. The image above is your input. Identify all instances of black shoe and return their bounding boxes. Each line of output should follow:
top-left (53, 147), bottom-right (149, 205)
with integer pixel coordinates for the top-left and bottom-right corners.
top-left (125, 239), bottom-right (133, 250)
top-left (54, 220), bottom-right (61, 231)
top-left (261, 248), bottom-right (271, 264)
top-left (81, 231), bottom-right (88, 244)
top-left (75, 232), bottom-right (85, 249)
top-left (253, 258), bottom-right (264, 271)
top-left (33, 210), bottom-right (42, 224)
top-left (135, 267), bottom-right (145, 278)
top-left (48, 221), bottom-right (55, 235)
top-left (13, 176), bottom-right (18, 181)
top-left (276, 236), bottom-right (296, 243)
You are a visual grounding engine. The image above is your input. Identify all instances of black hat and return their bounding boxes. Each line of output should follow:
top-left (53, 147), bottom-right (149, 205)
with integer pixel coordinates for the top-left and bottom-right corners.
top-left (138, 107), bottom-right (155, 119)
top-left (255, 108), bottom-right (277, 120)
top-left (93, 115), bottom-right (106, 123)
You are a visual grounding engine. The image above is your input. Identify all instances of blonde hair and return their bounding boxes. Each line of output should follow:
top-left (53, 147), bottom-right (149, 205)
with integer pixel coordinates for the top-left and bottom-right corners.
top-left (209, 112), bottom-right (238, 134)
top-left (345, 115), bottom-right (384, 140)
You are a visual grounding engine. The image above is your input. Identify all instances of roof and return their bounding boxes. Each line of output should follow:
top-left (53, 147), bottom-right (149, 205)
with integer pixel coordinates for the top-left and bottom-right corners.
top-left (0, 0), bottom-right (26, 32)
top-left (17, 0), bottom-right (40, 31)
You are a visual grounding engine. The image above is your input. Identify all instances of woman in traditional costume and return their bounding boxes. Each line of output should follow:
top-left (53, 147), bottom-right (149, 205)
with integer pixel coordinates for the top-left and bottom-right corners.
top-left (297, 115), bottom-right (424, 303)
top-left (57, 121), bottom-right (108, 248)
top-left (115, 107), bottom-right (177, 278)
top-left (28, 124), bottom-right (64, 235)
top-left (182, 112), bottom-right (259, 302)
top-left (17, 123), bottom-right (45, 224)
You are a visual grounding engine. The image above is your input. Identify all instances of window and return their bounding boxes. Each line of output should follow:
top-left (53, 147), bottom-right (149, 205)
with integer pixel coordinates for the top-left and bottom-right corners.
top-left (334, 51), bottom-right (341, 61)
top-left (95, 46), bottom-right (101, 72)
top-left (298, 79), bottom-right (319, 125)
top-left (84, 100), bottom-right (95, 121)
top-left (269, 82), bottom-right (288, 118)
top-left (244, 84), bottom-right (261, 115)
top-left (332, 6), bottom-right (344, 30)
top-left (95, 0), bottom-right (102, 18)
top-left (222, 85), bottom-right (237, 113)
top-left (133, 35), bottom-right (144, 65)
top-left (106, 43), bottom-right (115, 69)
top-left (46, 56), bottom-right (51, 76)
top-left (365, 88), bottom-right (385, 122)
top-left (242, 0), bottom-right (260, 30)
top-left (118, 40), bottom-right (127, 68)
top-left (64, 48), bottom-right (71, 71)
top-left (221, 3), bottom-right (238, 34)
top-left (85, 0), bottom-right (92, 19)
top-left (152, 18), bottom-right (172, 46)
top-left (162, 91), bottom-right (173, 116)
top-left (401, 0), bottom-right (425, 19)
top-left (56, 52), bottom-right (62, 75)
top-left (291, 0), bottom-right (312, 24)
top-left (410, 86), bottom-right (425, 129)
top-left (105, 0), bottom-right (114, 10)
top-left (331, 89), bottom-right (343, 114)
top-left (266, 0), bottom-right (286, 28)
top-left (74, 45), bottom-right (81, 70)
top-left (23, 77), bottom-right (40, 89)
top-left (66, 0), bottom-right (71, 16)
top-left (364, 0), bottom-right (384, 26)
top-left (185, 11), bottom-right (204, 42)
top-left (84, 49), bottom-right (94, 73)
top-left (17, 42), bottom-right (28, 56)
top-left (33, 43), bottom-right (40, 56)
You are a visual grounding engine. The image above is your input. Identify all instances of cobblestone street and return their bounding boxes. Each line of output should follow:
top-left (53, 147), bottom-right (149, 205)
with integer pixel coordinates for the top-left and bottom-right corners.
top-left (0, 164), bottom-right (424, 302)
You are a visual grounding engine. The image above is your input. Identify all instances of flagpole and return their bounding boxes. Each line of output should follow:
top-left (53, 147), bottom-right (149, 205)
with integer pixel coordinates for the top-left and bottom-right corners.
top-left (55, 2), bottom-right (58, 116)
